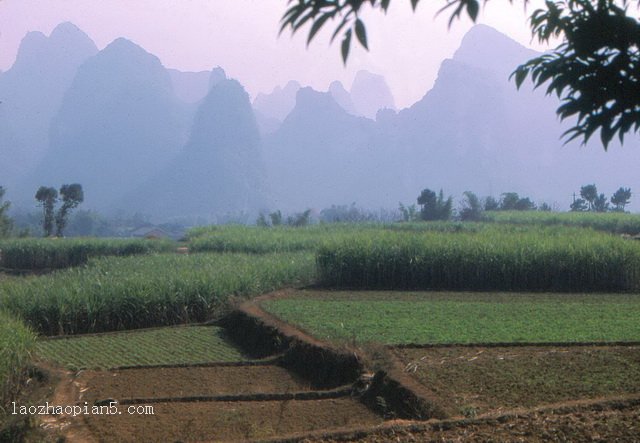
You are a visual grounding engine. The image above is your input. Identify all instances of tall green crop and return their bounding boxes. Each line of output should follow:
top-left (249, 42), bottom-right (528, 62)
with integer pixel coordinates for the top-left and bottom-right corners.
top-left (317, 227), bottom-right (640, 292)
top-left (0, 252), bottom-right (315, 336)
top-left (0, 238), bottom-right (174, 271)
top-left (484, 211), bottom-right (640, 235)
top-left (0, 311), bottom-right (36, 409)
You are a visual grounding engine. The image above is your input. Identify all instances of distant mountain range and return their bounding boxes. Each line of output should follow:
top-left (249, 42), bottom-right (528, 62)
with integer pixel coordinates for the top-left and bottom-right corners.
top-left (2, 22), bottom-right (639, 221)
top-left (0, 23), bottom-right (97, 190)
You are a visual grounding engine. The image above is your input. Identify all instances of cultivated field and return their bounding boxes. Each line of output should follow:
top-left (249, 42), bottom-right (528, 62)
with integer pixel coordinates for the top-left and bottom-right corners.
top-left (3, 216), bottom-right (640, 441)
top-left (316, 226), bottom-right (640, 291)
top-left (36, 325), bottom-right (250, 369)
top-left (485, 210), bottom-right (640, 235)
top-left (261, 290), bottom-right (640, 344)
top-left (394, 345), bottom-right (640, 416)
top-left (0, 251), bottom-right (315, 335)
top-left (0, 310), bottom-right (35, 409)
top-left (0, 237), bottom-right (174, 271)
top-left (81, 398), bottom-right (382, 442)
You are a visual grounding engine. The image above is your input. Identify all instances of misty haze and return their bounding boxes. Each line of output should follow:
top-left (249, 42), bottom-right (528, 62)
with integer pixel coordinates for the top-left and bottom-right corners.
top-left (2, 21), bottom-right (639, 230)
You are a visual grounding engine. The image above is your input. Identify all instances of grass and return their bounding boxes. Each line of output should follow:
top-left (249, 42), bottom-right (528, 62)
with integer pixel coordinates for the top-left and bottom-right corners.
top-left (484, 210), bottom-right (640, 235)
top-left (189, 224), bottom-right (640, 291)
top-left (261, 291), bottom-right (640, 345)
top-left (0, 310), bottom-right (36, 409)
top-left (0, 252), bottom-right (315, 336)
top-left (186, 223), bottom-right (488, 254)
top-left (0, 237), bottom-right (175, 270)
top-left (37, 326), bottom-right (249, 369)
top-left (188, 224), bottom-right (374, 254)
top-left (316, 226), bottom-right (640, 292)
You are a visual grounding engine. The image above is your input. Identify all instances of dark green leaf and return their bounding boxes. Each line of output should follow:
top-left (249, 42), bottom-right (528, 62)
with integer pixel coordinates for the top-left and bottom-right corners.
top-left (355, 18), bottom-right (368, 49)
top-left (466, 0), bottom-right (479, 21)
top-left (293, 11), bottom-right (316, 31)
top-left (512, 67), bottom-right (529, 88)
top-left (331, 16), bottom-right (350, 42)
top-left (307, 13), bottom-right (332, 45)
top-left (341, 29), bottom-right (352, 64)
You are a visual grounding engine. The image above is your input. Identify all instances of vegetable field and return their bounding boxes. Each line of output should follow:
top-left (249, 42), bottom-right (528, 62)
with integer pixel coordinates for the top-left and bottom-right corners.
top-left (396, 345), bottom-right (640, 416)
top-left (37, 326), bottom-right (249, 369)
top-left (4, 216), bottom-right (640, 441)
top-left (262, 291), bottom-right (640, 345)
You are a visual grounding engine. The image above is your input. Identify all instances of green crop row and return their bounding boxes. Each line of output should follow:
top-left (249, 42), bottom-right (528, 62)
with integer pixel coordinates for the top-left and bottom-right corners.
top-left (187, 223), bottom-right (491, 255)
top-left (0, 238), bottom-right (175, 271)
top-left (484, 211), bottom-right (640, 235)
top-left (37, 326), bottom-right (249, 369)
top-left (0, 310), bottom-right (36, 410)
top-left (0, 252), bottom-right (315, 336)
top-left (262, 291), bottom-right (640, 344)
top-left (188, 225), bottom-right (331, 253)
top-left (316, 227), bottom-right (640, 292)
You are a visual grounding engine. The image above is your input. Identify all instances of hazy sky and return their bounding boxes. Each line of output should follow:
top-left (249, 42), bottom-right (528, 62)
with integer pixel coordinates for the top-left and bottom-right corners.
top-left (0, 0), bottom-right (551, 108)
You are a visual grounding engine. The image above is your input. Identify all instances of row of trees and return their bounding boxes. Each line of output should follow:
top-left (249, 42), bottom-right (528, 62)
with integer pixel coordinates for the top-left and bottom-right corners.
top-left (256, 189), bottom-right (546, 227)
top-left (35, 184), bottom-right (84, 237)
top-left (256, 204), bottom-right (401, 227)
top-left (256, 209), bottom-right (314, 227)
top-left (400, 189), bottom-right (546, 222)
top-left (570, 185), bottom-right (632, 213)
top-left (406, 185), bottom-right (632, 222)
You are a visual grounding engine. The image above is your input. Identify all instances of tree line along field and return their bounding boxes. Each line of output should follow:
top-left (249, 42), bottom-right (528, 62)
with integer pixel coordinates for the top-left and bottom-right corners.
top-left (3, 213), bottom-right (640, 438)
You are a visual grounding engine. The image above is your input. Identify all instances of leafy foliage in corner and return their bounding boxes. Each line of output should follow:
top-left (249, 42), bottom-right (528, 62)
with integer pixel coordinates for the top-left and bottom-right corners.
top-left (513, 0), bottom-right (640, 148)
top-left (281, 0), bottom-right (640, 148)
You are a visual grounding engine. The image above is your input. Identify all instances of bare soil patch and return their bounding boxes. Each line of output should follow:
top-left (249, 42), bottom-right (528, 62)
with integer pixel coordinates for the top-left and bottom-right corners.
top-left (82, 398), bottom-right (383, 442)
top-left (75, 364), bottom-right (316, 403)
top-left (302, 398), bottom-right (640, 442)
top-left (394, 345), bottom-right (640, 417)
